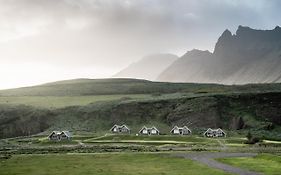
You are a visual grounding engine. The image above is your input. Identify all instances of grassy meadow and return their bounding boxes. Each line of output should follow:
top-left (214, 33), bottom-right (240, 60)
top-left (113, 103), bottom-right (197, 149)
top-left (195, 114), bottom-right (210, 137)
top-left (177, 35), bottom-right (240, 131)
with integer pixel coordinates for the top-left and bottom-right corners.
top-left (0, 94), bottom-right (152, 108)
top-left (0, 153), bottom-right (231, 175)
top-left (217, 154), bottom-right (281, 175)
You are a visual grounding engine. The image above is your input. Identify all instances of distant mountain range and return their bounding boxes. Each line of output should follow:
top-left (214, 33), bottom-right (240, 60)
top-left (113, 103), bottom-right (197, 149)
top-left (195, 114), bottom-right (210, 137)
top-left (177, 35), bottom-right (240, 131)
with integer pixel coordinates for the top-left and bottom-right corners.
top-left (113, 54), bottom-right (178, 80)
top-left (115, 26), bottom-right (281, 84)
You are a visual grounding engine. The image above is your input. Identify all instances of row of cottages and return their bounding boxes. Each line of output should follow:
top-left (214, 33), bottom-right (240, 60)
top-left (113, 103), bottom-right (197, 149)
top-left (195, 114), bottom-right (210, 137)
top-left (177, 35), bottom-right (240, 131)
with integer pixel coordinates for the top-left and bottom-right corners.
top-left (203, 128), bottom-right (226, 137)
top-left (48, 131), bottom-right (72, 141)
top-left (110, 124), bottom-right (131, 134)
top-left (110, 125), bottom-right (192, 136)
top-left (109, 124), bottom-right (226, 137)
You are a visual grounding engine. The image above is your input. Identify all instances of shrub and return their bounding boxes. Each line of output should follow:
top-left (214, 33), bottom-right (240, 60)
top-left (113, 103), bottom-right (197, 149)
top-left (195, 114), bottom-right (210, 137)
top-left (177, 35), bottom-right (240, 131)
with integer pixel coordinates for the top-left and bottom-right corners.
top-left (244, 131), bottom-right (261, 144)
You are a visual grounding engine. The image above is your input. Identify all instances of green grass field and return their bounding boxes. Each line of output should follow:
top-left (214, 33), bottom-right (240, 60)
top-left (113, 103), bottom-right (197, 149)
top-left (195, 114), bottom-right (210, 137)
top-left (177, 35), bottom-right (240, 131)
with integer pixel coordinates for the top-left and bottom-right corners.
top-left (0, 153), bottom-right (231, 175)
top-left (217, 154), bottom-right (281, 175)
top-left (0, 92), bottom-right (214, 108)
top-left (7, 134), bottom-right (221, 147)
top-left (87, 134), bottom-right (211, 142)
top-left (0, 94), bottom-right (150, 108)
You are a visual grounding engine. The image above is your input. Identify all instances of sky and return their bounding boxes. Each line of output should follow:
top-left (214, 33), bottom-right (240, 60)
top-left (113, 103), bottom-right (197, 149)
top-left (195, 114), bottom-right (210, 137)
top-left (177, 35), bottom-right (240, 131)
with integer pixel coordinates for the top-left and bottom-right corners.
top-left (0, 0), bottom-right (280, 89)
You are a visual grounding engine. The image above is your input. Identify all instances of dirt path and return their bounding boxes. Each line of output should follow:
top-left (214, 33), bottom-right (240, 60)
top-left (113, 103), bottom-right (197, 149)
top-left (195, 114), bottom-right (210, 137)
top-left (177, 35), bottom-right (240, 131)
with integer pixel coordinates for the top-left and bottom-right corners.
top-left (78, 140), bottom-right (85, 147)
top-left (216, 139), bottom-right (228, 151)
top-left (173, 152), bottom-right (262, 175)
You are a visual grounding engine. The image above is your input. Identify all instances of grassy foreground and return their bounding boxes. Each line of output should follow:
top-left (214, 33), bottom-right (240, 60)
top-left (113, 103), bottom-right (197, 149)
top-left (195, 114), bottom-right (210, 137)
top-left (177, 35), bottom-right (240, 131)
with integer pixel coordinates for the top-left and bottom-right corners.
top-left (0, 153), bottom-right (230, 175)
top-left (217, 154), bottom-right (281, 175)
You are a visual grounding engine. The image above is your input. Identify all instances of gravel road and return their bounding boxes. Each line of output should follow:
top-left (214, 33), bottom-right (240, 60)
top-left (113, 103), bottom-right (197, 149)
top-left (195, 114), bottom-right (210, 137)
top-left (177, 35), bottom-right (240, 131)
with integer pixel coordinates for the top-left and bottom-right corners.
top-left (173, 152), bottom-right (262, 175)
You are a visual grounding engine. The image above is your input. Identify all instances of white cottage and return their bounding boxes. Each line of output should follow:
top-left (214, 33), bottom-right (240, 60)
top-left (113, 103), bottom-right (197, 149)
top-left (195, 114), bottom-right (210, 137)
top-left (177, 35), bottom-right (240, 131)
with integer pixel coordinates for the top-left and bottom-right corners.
top-left (139, 126), bottom-right (160, 135)
top-left (110, 124), bottom-right (130, 134)
top-left (203, 128), bottom-right (226, 137)
top-left (170, 126), bottom-right (191, 135)
top-left (48, 131), bottom-right (72, 141)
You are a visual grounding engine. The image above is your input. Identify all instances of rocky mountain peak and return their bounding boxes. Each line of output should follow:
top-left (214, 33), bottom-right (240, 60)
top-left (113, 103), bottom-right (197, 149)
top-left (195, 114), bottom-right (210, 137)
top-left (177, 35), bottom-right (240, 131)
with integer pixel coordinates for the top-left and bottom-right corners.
top-left (274, 26), bottom-right (281, 30)
top-left (157, 25), bottom-right (281, 84)
top-left (236, 25), bottom-right (253, 35)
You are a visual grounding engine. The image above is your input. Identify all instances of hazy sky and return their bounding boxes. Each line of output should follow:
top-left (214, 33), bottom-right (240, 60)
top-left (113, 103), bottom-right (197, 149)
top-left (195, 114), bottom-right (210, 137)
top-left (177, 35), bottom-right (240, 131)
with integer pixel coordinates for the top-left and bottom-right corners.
top-left (0, 0), bottom-right (280, 89)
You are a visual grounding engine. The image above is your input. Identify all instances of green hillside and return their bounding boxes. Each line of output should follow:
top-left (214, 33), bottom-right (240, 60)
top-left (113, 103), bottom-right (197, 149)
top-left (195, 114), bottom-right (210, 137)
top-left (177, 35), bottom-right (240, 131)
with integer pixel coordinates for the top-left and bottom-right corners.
top-left (1, 91), bottom-right (281, 139)
top-left (1, 78), bottom-right (281, 96)
top-left (0, 78), bottom-right (281, 139)
top-left (0, 94), bottom-right (150, 108)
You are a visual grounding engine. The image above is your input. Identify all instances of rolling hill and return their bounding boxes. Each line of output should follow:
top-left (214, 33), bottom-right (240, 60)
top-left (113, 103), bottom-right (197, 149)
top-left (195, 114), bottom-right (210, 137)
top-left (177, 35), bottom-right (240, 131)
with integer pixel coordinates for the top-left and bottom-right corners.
top-left (0, 78), bottom-right (224, 96)
top-left (1, 78), bottom-right (281, 96)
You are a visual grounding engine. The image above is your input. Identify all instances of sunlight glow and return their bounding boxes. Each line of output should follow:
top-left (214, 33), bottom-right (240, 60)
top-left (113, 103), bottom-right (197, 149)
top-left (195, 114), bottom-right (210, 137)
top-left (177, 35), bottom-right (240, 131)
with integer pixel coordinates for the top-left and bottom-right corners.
top-left (0, 63), bottom-right (112, 90)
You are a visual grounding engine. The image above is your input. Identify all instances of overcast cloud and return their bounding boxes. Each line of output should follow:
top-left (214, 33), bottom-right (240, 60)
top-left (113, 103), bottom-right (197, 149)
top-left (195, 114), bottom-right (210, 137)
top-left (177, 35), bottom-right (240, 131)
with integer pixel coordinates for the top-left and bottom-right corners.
top-left (0, 0), bottom-right (280, 89)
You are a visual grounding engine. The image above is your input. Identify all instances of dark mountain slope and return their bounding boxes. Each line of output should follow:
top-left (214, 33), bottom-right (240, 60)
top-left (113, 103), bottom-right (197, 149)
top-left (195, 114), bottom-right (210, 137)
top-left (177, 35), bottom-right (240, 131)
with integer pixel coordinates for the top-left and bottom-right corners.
top-left (157, 49), bottom-right (213, 83)
top-left (157, 26), bottom-right (281, 84)
top-left (113, 54), bottom-right (178, 80)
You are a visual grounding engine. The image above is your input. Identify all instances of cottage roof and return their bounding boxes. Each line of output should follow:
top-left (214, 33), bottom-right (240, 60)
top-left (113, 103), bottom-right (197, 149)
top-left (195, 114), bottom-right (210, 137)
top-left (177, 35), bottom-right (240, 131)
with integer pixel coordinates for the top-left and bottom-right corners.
top-left (61, 131), bottom-right (72, 137)
top-left (215, 128), bottom-right (226, 135)
top-left (170, 126), bottom-right (179, 133)
top-left (151, 126), bottom-right (159, 132)
top-left (203, 128), bottom-right (226, 135)
top-left (121, 124), bottom-right (130, 130)
top-left (139, 126), bottom-right (147, 133)
top-left (48, 131), bottom-right (61, 138)
top-left (139, 126), bottom-right (160, 133)
top-left (110, 124), bottom-right (120, 131)
top-left (170, 126), bottom-right (191, 133)
top-left (182, 126), bottom-right (191, 132)
top-left (203, 128), bottom-right (213, 135)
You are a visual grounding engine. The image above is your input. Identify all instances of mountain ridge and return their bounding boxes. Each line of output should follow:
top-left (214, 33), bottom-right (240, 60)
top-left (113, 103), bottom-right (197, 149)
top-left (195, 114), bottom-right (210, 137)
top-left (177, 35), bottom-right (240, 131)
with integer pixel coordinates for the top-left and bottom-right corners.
top-left (2, 77), bottom-right (281, 96)
top-left (157, 26), bottom-right (281, 84)
top-left (113, 53), bottom-right (178, 80)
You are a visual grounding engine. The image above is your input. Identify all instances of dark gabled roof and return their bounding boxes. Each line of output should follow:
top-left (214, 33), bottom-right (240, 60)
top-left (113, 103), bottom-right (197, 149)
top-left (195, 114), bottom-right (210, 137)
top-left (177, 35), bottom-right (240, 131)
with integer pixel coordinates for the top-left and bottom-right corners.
top-left (170, 126), bottom-right (179, 133)
top-left (110, 124), bottom-right (120, 131)
top-left (182, 126), bottom-right (191, 132)
top-left (150, 126), bottom-right (160, 132)
top-left (48, 131), bottom-right (72, 138)
top-left (139, 126), bottom-right (160, 133)
top-left (139, 126), bottom-right (147, 133)
top-left (170, 126), bottom-right (191, 133)
top-left (203, 128), bottom-right (226, 135)
top-left (215, 128), bottom-right (226, 135)
top-left (48, 131), bottom-right (60, 138)
top-left (121, 124), bottom-right (130, 130)
top-left (110, 124), bottom-right (130, 131)
top-left (61, 131), bottom-right (72, 137)
top-left (203, 128), bottom-right (213, 135)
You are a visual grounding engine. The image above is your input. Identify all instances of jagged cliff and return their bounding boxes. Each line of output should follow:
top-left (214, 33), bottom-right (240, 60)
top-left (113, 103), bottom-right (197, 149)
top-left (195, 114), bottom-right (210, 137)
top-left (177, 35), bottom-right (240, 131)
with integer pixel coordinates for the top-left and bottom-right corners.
top-left (157, 26), bottom-right (281, 84)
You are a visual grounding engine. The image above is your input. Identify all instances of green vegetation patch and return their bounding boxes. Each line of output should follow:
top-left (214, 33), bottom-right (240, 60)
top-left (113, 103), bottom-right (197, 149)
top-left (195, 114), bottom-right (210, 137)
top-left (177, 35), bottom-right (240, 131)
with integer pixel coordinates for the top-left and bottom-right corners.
top-left (84, 135), bottom-right (219, 146)
top-left (217, 154), bottom-right (281, 175)
top-left (87, 135), bottom-right (210, 142)
top-left (0, 94), bottom-right (150, 108)
top-left (0, 153), bottom-right (231, 175)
